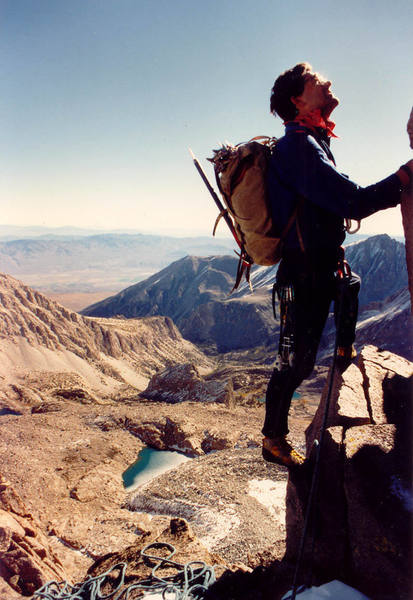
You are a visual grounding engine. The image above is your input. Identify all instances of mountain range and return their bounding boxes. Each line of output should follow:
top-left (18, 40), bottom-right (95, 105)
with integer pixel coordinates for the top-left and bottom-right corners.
top-left (0, 232), bottom-right (235, 295)
top-left (0, 272), bottom-right (214, 400)
top-left (82, 234), bottom-right (411, 357)
top-left (0, 227), bottom-right (398, 300)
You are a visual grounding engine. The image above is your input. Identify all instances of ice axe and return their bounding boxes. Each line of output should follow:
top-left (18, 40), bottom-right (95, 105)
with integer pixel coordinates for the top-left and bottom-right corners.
top-left (189, 148), bottom-right (254, 291)
top-left (188, 148), bottom-right (241, 245)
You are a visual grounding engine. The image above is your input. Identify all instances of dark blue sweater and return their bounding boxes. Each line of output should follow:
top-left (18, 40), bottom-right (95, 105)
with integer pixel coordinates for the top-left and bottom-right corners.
top-left (268, 122), bottom-right (403, 265)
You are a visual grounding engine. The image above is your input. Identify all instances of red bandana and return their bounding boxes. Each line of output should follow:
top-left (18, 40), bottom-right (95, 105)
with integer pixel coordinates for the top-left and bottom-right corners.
top-left (286, 109), bottom-right (338, 138)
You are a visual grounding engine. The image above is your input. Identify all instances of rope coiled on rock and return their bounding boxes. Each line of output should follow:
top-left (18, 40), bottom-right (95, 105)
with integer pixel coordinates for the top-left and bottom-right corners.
top-left (33, 542), bottom-right (216, 600)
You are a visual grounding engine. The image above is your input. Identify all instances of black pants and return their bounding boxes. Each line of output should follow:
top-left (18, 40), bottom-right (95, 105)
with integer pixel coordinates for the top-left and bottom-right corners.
top-left (262, 260), bottom-right (361, 439)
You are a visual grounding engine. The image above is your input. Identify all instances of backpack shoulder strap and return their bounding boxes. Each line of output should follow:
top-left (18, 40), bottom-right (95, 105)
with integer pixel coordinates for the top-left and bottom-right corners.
top-left (280, 196), bottom-right (306, 253)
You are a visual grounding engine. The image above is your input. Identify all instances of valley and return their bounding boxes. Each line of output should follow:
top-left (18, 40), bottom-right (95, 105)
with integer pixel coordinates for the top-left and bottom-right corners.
top-left (0, 231), bottom-right (236, 304)
top-left (0, 268), bottom-right (322, 596)
top-left (0, 230), bottom-right (411, 598)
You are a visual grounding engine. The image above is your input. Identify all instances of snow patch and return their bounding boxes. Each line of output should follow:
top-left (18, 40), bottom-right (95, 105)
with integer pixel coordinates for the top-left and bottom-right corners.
top-left (128, 495), bottom-right (240, 551)
top-left (248, 479), bottom-right (287, 529)
top-left (282, 579), bottom-right (370, 599)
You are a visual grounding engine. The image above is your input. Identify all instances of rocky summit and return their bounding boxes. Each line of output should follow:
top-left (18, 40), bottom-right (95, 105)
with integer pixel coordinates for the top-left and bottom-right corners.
top-left (287, 345), bottom-right (413, 599)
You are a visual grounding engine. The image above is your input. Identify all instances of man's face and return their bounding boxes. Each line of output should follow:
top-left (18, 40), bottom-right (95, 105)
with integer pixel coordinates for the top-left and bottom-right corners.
top-left (293, 71), bottom-right (339, 118)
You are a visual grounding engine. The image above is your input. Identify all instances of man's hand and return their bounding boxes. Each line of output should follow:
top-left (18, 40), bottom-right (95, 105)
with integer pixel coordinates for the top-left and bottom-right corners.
top-left (407, 107), bottom-right (413, 149)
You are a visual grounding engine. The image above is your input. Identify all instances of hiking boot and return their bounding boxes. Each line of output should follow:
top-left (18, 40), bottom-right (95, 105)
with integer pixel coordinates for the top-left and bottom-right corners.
top-left (336, 344), bottom-right (357, 368)
top-left (262, 436), bottom-right (305, 468)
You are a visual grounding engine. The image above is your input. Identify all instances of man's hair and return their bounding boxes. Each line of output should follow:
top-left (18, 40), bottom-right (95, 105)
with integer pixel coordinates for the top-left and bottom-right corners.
top-left (270, 62), bottom-right (312, 121)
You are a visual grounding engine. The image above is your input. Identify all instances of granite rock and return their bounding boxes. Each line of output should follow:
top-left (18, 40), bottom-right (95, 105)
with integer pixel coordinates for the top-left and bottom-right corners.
top-left (305, 362), bottom-right (370, 450)
top-left (286, 346), bottom-right (413, 599)
top-left (0, 477), bottom-right (67, 597)
top-left (358, 345), bottom-right (413, 424)
top-left (344, 423), bottom-right (411, 598)
top-left (143, 363), bottom-right (228, 404)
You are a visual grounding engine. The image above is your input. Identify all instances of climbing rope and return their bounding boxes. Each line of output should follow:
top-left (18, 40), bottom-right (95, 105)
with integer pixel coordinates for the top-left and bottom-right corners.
top-left (289, 260), bottom-right (352, 600)
top-left (33, 542), bottom-right (216, 600)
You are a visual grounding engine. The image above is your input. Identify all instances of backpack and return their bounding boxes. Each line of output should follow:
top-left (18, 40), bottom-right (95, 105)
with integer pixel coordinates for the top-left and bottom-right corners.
top-left (208, 136), bottom-right (301, 289)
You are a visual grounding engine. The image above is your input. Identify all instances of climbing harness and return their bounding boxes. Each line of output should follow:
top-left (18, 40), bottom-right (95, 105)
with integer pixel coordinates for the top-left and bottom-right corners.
top-left (33, 541), bottom-right (216, 600)
top-left (288, 256), bottom-right (353, 600)
top-left (273, 283), bottom-right (296, 371)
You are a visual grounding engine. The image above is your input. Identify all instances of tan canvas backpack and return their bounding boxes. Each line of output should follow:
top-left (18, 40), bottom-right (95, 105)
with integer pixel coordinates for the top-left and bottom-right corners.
top-left (208, 136), bottom-right (301, 288)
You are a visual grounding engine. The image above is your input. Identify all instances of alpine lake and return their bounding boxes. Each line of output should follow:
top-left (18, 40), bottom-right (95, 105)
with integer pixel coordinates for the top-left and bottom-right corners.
top-left (122, 447), bottom-right (191, 490)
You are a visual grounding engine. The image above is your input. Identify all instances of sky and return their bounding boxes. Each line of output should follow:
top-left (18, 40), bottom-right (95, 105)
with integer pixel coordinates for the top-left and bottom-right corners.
top-left (1, 0), bottom-right (412, 238)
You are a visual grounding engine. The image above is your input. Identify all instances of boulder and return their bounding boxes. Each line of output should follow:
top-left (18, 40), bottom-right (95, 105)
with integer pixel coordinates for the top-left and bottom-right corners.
top-left (127, 418), bottom-right (168, 450)
top-left (306, 362), bottom-right (370, 450)
top-left (127, 415), bottom-right (242, 457)
top-left (0, 479), bottom-right (29, 520)
top-left (143, 363), bottom-right (228, 404)
top-left (164, 417), bottom-right (203, 456)
top-left (0, 476), bottom-right (67, 597)
top-left (358, 345), bottom-right (413, 424)
top-left (201, 428), bottom-right (239, 453)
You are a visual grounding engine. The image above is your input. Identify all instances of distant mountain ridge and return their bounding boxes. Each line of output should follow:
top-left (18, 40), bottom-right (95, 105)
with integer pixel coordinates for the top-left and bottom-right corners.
top-left (231, 234), bottom-right (407, 306)
top-left (344, 234), bottom-right (407, 305)
top-left (0, 228), bottom-right (405, 301)
top-left (82, 234), bottom-right (410, 354)
top-left (0, 224), bottom-right (235, 240)
top-left (82, 254), bottom-right (237, 318)
top-left (1, 224), bottom-right (399, 242)
top-left (0, 233), bottom-right (235, 294)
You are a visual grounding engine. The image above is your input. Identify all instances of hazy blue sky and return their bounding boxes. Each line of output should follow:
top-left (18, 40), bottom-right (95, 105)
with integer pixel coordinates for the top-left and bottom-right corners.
top-left (1, 0), bottom-right (412, 237)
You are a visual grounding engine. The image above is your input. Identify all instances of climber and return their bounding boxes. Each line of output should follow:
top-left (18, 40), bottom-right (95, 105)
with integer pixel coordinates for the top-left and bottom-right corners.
top-left (262, 62), bottom-right (413, 468)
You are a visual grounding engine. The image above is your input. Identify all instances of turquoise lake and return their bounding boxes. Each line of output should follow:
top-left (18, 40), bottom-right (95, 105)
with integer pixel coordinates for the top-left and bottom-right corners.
top-left (122, 447), bottom-right (190, 490)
